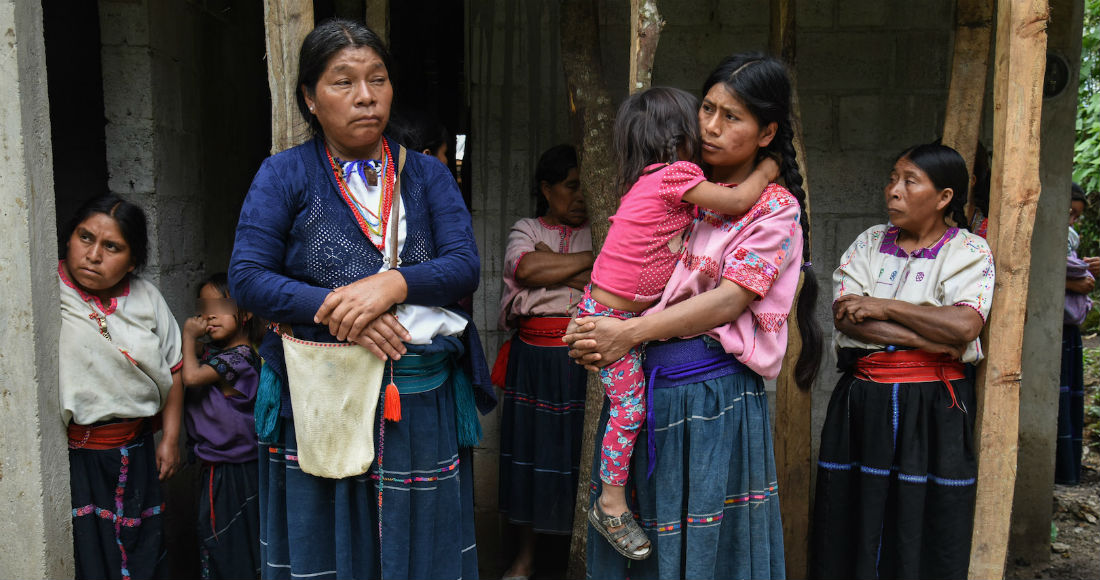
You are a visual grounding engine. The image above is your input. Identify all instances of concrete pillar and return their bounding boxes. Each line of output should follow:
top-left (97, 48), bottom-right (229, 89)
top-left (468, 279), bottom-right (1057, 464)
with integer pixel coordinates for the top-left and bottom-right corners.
top-left (1010, 0), bottom-right (1085, 566)
top-left (0, 0), bottom-right (72, 577)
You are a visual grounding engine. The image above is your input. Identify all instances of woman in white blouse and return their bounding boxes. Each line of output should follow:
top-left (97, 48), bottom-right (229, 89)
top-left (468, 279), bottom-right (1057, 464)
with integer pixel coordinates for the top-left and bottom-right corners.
top-left (810, 143), bottom-right (995, 580)
top-left (59, 194), bottom-right (184, 580)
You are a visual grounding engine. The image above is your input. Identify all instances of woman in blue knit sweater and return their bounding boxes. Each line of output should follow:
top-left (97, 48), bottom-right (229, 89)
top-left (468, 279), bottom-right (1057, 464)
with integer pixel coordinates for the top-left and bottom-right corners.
top-left (229, 19), bottom-right (492, 580)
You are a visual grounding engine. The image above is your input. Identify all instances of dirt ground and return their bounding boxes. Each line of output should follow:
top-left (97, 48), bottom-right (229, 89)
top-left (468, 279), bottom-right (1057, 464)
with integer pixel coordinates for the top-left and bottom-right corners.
top-left (1006, 338), bottom-right (1100, 580)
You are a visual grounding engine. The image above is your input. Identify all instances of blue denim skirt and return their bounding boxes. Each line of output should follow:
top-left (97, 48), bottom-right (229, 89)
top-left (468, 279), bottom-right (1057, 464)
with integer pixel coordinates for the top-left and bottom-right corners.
top-left (586, 337), bottom-right (786, 580)
top-left (258, 364), bottom-right (478, 580)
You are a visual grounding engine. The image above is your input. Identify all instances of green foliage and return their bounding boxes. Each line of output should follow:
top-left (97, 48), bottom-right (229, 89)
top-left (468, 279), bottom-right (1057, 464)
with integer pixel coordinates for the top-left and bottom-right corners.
top-left (1075, 0), bottom-right (1100, 257)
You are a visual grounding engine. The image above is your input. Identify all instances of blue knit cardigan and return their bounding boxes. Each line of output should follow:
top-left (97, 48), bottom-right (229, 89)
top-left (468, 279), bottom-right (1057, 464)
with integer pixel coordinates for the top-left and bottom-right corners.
top-left (229, 136), bottom-right (494, 417)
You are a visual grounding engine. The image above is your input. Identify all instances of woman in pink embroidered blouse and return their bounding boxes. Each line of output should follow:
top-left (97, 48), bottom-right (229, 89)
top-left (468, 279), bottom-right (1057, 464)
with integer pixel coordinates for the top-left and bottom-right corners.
top-left (566, 53), bottom-right (822, 580)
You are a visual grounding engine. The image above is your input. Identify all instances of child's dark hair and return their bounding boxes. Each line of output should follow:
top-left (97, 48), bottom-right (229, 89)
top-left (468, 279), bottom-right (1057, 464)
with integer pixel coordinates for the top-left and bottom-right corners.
top-left (612, 87), bottom-right (701, 196)
top-left (387, 107), bottom-right (449, 157)
top-left (895, 143), bottom-right (970, 230)
top-left (1071, 182), bottom-right (1087, 206)
top-left (60, 194), bottom-right (149, 272)
top-left (198, 272), bottom-right (262, 345)
top-left (702, 53), bottom-right (822, 390)
top-left (533, 144), bottom-right (578, 216)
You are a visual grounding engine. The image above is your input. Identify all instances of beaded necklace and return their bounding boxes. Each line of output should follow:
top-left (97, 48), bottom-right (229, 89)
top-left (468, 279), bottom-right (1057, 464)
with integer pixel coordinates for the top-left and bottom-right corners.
top-left (326, 140), bottom-right (396, 252)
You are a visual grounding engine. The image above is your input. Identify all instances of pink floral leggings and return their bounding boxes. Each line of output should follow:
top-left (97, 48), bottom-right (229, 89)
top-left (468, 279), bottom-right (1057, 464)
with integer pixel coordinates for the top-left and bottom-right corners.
top-left (578, 287), bottom-right (644, 486)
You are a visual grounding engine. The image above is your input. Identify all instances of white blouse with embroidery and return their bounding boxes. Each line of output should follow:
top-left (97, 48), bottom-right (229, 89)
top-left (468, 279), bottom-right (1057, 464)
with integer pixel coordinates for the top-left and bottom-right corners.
top-left (58, 262), bottom-right (183, 425)
top-left (832, 224), bottom-right (995, 363)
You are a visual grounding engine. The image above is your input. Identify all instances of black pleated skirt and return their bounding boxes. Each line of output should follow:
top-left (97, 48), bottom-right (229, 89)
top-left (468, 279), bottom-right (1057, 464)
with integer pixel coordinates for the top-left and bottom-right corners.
top-left (811, 373), bottom-right (977, 580)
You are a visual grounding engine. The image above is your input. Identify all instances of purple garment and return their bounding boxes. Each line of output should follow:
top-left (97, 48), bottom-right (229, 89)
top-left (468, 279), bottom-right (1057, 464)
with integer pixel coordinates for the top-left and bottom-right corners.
top-left (184, 344), bottom-right (260, 463)
top-left (1065, 254), bottom-right (1094, 326)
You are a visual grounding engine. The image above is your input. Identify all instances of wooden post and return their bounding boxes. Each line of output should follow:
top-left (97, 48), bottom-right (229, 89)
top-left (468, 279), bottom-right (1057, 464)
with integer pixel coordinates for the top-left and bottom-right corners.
top-left (770, 2), bottom-right (814, 577)
top-left (941, 0), bottom-right (994, 219)
top-left (562, 0), bottom-right (620, 576)
top-left (629, 0), bottom-right (664, 94)
top-left (263, 0), bottom-right (314, 154)
top-left (968, 1), bottom-right (1048, 578)
top-left (365, 1), bottom-right (388, 45)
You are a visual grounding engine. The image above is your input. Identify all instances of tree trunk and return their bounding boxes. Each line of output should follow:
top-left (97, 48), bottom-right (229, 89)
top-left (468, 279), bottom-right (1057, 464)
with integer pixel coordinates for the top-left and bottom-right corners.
top-left (561, 0), bottom-right (621, 575)
top-left (629, 0), bottom-right (664, 94)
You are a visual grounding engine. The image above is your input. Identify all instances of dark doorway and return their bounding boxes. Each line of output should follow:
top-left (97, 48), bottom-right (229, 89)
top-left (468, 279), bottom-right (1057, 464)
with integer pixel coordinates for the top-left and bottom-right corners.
top-left (43, 0), bottom-right (110, 237)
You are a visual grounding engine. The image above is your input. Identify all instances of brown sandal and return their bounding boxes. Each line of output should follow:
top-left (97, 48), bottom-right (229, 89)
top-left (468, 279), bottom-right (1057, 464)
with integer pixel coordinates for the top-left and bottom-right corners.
top-left (588, 503), bottom-right (652, 560)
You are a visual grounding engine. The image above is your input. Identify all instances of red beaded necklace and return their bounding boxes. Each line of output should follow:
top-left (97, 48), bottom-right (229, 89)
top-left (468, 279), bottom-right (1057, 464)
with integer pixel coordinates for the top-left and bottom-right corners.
top-left (326, 140), bottom-right (396, 252)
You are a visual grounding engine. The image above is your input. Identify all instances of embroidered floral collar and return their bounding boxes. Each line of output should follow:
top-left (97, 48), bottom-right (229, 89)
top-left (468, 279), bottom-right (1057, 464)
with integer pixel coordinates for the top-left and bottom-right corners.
top-left (878, 226), bottom-right (958, 259)
top-left (58, 260), bottom-right (130, 315)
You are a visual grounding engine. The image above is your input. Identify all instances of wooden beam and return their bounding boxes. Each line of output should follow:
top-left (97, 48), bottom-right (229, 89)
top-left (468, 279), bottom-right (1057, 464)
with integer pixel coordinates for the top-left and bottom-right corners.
top-left (629, 0), bottom-right (664, 94)
top-left (770, 2), bottom-right (814, 578)
top-left (263, 0), bottom-right (314, 154)
top-left (561, 0), bottom-right (620, 576)
top-left (365, 1), bottom-right (388, 45)
top-left (968, 0), bottom-right (1049, 578)
top-left (941, 0), bottom-right (994, 220)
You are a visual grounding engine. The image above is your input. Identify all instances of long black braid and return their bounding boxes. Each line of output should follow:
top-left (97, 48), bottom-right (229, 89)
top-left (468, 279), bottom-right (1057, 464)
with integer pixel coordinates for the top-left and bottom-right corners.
top-left (768, 119), bottom-right (822, 389)
top-left (703, 53), bottom-right (823, 390)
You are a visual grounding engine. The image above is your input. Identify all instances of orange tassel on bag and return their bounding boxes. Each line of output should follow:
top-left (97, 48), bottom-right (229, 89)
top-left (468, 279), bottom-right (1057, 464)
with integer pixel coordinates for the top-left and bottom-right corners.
top-left (383, 357), bottom-right (401, 421)
top-left (383, 382), bottom-right (401, 421)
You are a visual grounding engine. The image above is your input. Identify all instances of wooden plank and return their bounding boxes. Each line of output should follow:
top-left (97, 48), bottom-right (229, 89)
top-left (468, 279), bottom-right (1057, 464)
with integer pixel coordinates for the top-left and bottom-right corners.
top-left (365, 1), bottom-right (388, 45)
top-left (562, 0), bottom-right (621, 576)
top-left (263, 0), bottom-right (314, 154)
top-left (774, 271), bottom-right (811, 580)
top-left (968, 1), bottom-right (1049, 578)
top-left (941, 0), bottom-right (994, 220)
top-left (629, 0), bottom-right (664, 94)
top-left (770, 2), bottom-right (814, 577)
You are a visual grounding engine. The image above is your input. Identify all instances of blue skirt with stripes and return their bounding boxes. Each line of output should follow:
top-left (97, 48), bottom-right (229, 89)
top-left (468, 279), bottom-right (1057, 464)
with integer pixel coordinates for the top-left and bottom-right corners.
top-left (810, 370), bottom-right (977, 579)
top-left (585, 337), bottom-right (785, 580)
top-left (257, 355), bottom-right (478, 580)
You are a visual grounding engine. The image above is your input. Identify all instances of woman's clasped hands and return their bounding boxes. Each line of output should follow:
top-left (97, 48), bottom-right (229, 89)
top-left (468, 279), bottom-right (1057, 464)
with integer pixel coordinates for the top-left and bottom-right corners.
top-left (313, 269), bottom-right (412, 360)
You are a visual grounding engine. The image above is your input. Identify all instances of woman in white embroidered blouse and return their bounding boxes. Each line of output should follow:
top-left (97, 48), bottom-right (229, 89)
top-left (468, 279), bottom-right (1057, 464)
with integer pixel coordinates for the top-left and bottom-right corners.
top-left (59, 194), bottom-right (184, 580)
top-left (811, 143), bottom-right (995, 580)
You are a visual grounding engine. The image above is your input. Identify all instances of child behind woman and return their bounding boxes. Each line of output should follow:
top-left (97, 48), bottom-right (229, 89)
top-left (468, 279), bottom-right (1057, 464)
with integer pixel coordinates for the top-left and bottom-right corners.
top-left (181, 273), bottom-right (262, 579)
top-left (586, 86), bottom-right (778, 560)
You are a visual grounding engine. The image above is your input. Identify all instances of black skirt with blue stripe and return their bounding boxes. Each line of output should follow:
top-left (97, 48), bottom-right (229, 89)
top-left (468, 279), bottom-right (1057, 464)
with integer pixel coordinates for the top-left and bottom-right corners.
top-left (497, 337), bottom-right (587, 534)
top-left (810, 369), bottom-right (977, 580)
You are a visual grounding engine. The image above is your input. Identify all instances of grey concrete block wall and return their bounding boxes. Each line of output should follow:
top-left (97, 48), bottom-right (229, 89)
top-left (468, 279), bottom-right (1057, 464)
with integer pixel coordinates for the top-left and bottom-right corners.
top-left (98, 0), bottom-right (207, 319)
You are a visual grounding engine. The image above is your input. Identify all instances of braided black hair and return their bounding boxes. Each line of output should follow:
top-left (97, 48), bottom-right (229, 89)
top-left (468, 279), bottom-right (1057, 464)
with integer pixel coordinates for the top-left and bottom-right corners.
top-left (895, 143), bottom-right (971, 230)
top-left (702, 53), bottom-right (822, 390)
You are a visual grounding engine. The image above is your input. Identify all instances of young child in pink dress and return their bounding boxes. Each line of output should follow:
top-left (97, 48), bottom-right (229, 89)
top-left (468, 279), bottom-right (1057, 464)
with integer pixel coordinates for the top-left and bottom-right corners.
top-left (585, 86), bottom-right (778, 560)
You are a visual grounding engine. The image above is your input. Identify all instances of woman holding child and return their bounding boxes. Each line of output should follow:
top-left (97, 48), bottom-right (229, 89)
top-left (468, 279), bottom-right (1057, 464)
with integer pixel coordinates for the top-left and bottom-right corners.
top-left (566, 53), bottom-right (821, 580)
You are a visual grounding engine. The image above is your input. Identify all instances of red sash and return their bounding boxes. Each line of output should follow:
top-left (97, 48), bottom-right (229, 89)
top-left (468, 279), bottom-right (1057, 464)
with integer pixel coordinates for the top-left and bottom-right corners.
top-left (68, 414), bottom-right (160, 450)
top-left (490, 317), bottom-right (572, 387)
top-left (854, 350), bottom-right (967, 410)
